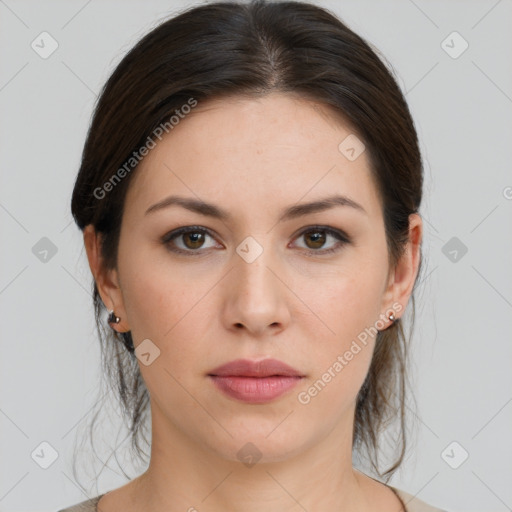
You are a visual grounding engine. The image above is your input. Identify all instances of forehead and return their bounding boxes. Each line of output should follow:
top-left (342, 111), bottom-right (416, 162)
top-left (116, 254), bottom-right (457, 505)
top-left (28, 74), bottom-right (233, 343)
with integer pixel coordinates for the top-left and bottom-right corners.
top-left (174, 92), bottom-right (355, 152)
top-left (124, 92), bottom-right (382, 221)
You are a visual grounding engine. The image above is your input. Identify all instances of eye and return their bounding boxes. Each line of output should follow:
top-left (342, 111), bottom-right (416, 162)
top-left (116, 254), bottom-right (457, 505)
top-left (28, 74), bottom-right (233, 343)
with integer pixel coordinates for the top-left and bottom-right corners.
top-left (291, 226), bottom-right (350, 255)
top-left (162, 225), bottom-right (350, 257)
top-left (162, 226), bottom-right (220, 254)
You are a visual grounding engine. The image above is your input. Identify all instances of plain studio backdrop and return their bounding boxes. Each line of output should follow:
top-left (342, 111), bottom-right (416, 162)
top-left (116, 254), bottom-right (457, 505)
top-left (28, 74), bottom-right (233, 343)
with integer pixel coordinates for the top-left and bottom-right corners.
top-left (1, 1), bottom-right (511, 511)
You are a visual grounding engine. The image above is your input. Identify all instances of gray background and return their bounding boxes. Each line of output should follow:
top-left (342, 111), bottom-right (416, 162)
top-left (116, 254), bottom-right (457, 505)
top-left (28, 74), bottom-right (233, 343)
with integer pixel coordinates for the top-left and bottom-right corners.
top-left (1, 1), bottom-right (511, 511)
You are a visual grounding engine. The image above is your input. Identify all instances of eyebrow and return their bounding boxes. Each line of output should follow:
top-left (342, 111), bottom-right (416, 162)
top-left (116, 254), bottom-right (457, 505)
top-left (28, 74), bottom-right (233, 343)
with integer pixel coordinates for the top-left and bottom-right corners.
top-left (144, 194), bottom-right (367, 221)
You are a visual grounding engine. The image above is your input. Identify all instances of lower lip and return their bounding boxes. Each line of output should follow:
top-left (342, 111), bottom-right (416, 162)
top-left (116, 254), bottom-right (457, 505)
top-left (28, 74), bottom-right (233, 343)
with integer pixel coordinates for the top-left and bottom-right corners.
top-left (209, 375), bottom-right (302, 403)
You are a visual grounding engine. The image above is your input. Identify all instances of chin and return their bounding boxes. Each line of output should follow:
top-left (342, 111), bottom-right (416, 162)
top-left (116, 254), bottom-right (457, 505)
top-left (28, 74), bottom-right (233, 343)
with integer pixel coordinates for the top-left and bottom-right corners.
top-left (200, 426), bottom-right (314, 467)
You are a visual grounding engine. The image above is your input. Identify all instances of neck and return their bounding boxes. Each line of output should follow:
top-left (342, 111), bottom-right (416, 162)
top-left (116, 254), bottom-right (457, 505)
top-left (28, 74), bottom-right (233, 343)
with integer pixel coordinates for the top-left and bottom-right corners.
top-left (132, 403), bottom-right (372, 512)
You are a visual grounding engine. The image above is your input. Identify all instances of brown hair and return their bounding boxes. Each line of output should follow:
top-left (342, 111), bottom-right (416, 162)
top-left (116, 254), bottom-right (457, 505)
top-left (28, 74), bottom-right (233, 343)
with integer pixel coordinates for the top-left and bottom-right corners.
top-left (71, 0), bottom-right (423, 485)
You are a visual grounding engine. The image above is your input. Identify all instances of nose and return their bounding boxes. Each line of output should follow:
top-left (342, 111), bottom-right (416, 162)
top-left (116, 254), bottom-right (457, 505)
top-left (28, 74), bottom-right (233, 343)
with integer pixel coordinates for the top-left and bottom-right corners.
top-left (220, 239), bottom-right (291, 337)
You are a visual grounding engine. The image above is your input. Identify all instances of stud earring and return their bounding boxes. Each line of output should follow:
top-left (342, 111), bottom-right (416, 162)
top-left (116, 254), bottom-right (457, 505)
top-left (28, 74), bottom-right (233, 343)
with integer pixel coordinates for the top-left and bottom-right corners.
top-left (107, 309), bottom-right (120, 325)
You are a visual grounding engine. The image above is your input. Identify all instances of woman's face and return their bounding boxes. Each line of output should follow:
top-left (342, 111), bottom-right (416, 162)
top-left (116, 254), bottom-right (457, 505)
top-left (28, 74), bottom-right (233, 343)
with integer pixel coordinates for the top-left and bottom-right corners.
top-left (92, 92), bottom-right (420, 464)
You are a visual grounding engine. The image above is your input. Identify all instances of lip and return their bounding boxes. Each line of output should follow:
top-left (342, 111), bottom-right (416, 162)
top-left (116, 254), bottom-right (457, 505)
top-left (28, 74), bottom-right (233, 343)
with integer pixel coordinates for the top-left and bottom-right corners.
top-left (208, 358), bottom-right (304, 404)
top-left (209, 358), bottom-right (304, 378)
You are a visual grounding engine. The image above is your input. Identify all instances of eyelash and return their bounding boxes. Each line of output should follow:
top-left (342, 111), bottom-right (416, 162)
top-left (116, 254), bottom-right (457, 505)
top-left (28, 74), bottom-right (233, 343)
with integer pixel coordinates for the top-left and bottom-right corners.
top-left (161, 225), bottom-right (350, 256)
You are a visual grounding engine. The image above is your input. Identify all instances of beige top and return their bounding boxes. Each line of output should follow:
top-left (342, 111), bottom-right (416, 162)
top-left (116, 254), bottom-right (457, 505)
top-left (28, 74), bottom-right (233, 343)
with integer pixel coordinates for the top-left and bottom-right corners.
top-left (57, 486), bottom-right (449, 511)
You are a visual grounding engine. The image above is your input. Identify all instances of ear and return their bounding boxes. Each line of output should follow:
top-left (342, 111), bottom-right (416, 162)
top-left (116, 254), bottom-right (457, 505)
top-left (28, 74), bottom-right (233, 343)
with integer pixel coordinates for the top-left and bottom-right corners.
top-left (381, 213), bottom-right (423, 321)
top-left (83, 224), bottom-right (130, 333)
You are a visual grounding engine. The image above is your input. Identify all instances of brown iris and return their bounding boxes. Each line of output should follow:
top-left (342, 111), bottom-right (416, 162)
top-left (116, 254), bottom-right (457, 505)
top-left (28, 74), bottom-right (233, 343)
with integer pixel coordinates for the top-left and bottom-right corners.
top-left (303, 230), bottom-right (326, 249)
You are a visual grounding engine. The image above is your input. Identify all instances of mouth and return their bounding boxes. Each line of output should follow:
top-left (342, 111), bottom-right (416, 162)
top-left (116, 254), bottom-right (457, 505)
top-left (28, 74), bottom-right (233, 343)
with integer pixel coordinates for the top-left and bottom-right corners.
top-left (207, 358), bottom-right (304, 404)
top-left (208, 357), bottom-right (304, 378)
top-left (208, 375), bottom-right (302, 404)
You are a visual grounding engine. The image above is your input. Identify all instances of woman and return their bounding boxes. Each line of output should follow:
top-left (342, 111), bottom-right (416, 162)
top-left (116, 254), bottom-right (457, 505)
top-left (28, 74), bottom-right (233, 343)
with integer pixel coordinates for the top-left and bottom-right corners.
top-left (59, 1), bottom-right (450, 510)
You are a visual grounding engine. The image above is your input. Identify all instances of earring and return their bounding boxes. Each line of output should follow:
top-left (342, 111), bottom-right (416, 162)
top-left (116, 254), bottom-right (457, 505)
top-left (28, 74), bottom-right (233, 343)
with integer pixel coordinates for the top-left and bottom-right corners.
top-left (388, 312), bottom-right (396, 323)
top-left (108, 309), bottom-right (120, 325)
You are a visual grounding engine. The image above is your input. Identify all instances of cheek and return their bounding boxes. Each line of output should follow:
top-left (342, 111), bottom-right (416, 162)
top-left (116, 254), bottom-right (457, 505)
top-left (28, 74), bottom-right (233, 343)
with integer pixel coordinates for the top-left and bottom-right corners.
top-left (117, 239), bottom-right (190, 344)
top-left (294, 281), bottom-right (380, 418)
top-left (117, 249), bottom-right (212, 400)
top-left (117, 240), bottom-right (222, 374)
top-left (309, 262), bottom-right (385, 344)
top-left (296, 259), bottom-right (386, 395)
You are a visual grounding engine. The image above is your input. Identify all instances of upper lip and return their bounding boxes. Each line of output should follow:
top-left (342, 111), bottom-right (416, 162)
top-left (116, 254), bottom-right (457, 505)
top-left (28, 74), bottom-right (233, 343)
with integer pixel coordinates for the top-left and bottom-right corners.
top-left (208, 358), bottom-right (304, 377)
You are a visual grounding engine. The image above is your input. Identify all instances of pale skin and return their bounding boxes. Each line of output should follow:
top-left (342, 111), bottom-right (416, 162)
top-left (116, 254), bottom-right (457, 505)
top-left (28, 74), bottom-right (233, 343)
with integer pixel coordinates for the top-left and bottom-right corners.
top-left (84, 92), bottom-right (422, 512)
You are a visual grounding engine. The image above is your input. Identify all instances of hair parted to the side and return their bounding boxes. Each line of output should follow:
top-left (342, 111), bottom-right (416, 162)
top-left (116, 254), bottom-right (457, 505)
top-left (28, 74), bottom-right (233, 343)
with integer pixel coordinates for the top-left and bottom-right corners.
top-left (70, 0), bottom-right (424, 490)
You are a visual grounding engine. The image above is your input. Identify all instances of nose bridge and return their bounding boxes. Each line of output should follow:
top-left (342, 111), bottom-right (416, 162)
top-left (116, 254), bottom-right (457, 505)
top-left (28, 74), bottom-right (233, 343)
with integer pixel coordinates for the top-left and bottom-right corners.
top-left (234, 234), bottom-right (278, 297)
top-left (223, 233), bottom-right (290, 333)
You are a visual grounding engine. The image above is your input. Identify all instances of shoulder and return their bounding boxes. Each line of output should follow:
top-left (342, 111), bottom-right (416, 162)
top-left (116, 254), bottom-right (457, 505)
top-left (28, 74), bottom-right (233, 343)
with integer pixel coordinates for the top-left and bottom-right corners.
top-left (390, 486), bottom-right (451, 512)
top-left (56, 493), bottom-right (105, 512)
